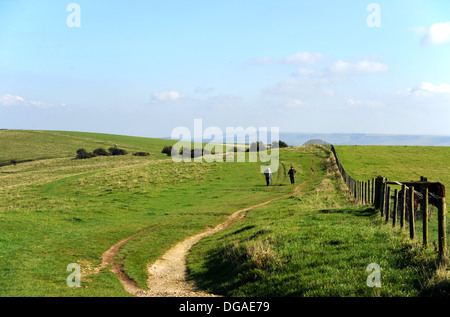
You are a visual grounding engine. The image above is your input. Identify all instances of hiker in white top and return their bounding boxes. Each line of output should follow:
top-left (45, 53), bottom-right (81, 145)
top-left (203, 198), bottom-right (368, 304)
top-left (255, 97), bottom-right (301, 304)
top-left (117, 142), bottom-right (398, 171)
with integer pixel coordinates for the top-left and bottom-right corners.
top-left (264, 168), bottom-right (272, 186)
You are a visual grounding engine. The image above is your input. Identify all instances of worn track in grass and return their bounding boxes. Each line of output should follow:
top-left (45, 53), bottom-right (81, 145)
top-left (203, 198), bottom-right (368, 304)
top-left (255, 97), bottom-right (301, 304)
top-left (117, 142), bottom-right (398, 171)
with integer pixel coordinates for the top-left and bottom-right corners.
top-left (99, 184), bottom-right (304, 297)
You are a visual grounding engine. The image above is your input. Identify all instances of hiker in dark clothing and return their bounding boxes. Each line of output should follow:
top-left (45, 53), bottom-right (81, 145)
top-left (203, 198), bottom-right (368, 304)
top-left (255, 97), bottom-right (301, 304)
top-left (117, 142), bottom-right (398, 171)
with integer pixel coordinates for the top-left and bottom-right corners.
top-left (288, 166), bottom-right (296, 185)
top-left (264, 168), bottom-right (272, 186)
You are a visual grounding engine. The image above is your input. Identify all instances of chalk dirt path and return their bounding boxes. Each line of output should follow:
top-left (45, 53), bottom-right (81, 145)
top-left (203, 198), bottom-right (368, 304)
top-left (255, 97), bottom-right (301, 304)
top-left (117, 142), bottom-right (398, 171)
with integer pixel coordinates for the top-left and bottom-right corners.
top-left (100, 184), bottom-right (303, 297)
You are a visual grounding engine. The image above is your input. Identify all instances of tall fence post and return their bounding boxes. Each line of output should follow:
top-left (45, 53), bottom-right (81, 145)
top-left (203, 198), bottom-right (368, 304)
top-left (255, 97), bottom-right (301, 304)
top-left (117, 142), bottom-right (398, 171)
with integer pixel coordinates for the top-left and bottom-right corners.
top-left (371, 178), bottom-right (374, 205)
top-left (375, 176), bottom-right (383, 210)
top-left (438, 197), bottom-right (447, 258)
top-left (409, 186), bottom-right (415, 240)
top-left (400, 184), bottom-right (406, 230)
top-left (422, 187), bottom-right (428, 248)
top-left (380, 182), bottom-right (386, 217)
top-left (393, 189), bottom-right (398, 228)
top-left (365, 181), bottom-right (368, 205)
top-left (385, 186), bottom-right (391, 224)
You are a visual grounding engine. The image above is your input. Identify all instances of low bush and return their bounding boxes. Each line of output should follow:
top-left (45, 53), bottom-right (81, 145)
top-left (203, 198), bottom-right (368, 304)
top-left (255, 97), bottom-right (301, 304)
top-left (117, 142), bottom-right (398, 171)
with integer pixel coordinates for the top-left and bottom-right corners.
top-left (133, 152), bottom-right (150, 156)
top-left (161, 146), bottom-right (173, 156)
top-left (108, 147), bottom-right (128, 156)
top-left (93, 148), bottom-right (109, 156)
top-left (76, 148), bottom-right (96, 159)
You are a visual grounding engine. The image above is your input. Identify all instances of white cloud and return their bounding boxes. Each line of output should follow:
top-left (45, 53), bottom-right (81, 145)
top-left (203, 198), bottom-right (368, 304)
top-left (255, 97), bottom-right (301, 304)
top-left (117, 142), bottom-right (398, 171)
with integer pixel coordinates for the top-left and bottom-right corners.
top-left (288, 99), bottom-right (307, 107)
top-left (0, 94), bottom-right (62, 109)
top-left (347, 98), bottom-right (362, 106)
top-left (408, 82), bottom-right (450, 96)
top-left (284, 52), bottom-right (324, 64)
top-left (0, 94), bottom-right (26, 106)
top-left (151, 91), bottom-right (182, 101)
top-left (329, 60), bottom-right (389, 75)
top-left (421, 22), bottom-right (450, 45)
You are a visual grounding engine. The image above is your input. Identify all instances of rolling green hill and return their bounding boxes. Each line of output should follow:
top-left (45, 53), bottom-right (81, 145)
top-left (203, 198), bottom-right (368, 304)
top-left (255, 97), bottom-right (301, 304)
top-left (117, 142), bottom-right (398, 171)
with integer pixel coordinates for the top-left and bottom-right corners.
top-left (0, 130), bottom-right (297, 296)
top-left (0, 131), bottom-right (448, 297)
top-left (0, 130), bottom-right (175, 166)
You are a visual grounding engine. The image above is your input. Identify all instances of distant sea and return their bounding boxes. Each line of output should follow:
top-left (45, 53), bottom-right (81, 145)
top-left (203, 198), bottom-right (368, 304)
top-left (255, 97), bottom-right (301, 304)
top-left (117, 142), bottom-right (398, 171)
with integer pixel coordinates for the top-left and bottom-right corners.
top-left (166, 133), bottom-right (450, 147)
top-left (278, 133), bottom-right (450, 146)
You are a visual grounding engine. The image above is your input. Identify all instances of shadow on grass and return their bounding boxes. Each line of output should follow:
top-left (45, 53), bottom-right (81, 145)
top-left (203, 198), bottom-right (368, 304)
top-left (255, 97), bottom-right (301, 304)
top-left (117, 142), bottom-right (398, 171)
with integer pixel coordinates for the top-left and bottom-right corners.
top-left (319, 206), bottom-right (378, 217)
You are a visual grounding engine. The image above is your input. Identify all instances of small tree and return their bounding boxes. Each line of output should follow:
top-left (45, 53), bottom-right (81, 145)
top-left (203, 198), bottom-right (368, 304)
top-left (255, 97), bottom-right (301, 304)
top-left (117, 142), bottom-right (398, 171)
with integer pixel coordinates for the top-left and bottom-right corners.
top-left (76, 148), bottom-right (95, 159)
top-left (246, 141), bottom-right (266, 152)
top-left (133, 152), bottom-right (150, 156)
top-left (161, 146), bottom-right (173, 156)
top-left (108, 147), bottom-right (127, 156)
top-left (271, 140), bottom-right (289, 149)
top-left (93, 148), bottom-right (109, 156)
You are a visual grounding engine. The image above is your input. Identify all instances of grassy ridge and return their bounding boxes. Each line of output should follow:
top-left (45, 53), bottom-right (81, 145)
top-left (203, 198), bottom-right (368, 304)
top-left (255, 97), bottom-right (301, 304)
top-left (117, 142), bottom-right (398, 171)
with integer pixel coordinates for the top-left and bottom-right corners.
top-left (0, 130), bottom-right (175, 166)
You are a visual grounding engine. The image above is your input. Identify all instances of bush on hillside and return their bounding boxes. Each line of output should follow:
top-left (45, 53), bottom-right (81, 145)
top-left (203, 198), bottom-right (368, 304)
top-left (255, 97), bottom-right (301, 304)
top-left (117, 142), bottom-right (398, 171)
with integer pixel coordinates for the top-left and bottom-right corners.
top-left (76, 148), bottom-right (96, 159)
top-left (133, 152), bottom-right (150, 156)
top-left (271, 140), bottom-right (289, 149)
top-left (246, 141), bottom-right (266, 152)
top-left (108, 147), bottom-right (128, 156)
top-left (93, 148), bottom-right (109, 156)
top-left (161, 146), bottom-right (173, 156)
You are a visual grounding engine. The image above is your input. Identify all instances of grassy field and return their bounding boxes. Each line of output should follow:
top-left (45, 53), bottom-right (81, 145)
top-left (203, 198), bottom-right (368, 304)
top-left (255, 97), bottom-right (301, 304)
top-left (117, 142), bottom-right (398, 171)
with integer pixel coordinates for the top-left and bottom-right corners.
top-left (334, 145), bottom-right (450, 253)
top-left (0, 130), bottom-right (175, 166)
top-left (1, 131), bottom-right (448, 297)
top-left (187, 146), bottom-right (448, 296)
top-left (333, 145), bottom-right (450, 186)
top-left (0, 130), bottom-right (297, 296)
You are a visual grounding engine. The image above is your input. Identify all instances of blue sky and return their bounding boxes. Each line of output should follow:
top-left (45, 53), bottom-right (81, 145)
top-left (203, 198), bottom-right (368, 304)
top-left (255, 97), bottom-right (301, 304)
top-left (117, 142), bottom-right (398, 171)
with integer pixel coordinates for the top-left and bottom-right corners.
top-left (1, 0), bottom-right (449, 138)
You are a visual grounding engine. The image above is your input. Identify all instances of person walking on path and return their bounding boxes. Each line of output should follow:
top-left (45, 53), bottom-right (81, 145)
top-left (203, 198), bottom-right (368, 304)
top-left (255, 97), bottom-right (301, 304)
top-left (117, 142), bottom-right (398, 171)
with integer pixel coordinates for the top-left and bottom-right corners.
top-left (264, 167), bottom-right (272, 186)
top-left (288, 166), bottom-right (296, 185)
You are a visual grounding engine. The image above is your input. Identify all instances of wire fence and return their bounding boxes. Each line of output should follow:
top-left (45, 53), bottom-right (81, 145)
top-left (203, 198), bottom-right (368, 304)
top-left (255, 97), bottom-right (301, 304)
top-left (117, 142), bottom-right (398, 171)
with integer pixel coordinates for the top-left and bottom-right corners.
top-left (304, 140), bottom-right (448, 258)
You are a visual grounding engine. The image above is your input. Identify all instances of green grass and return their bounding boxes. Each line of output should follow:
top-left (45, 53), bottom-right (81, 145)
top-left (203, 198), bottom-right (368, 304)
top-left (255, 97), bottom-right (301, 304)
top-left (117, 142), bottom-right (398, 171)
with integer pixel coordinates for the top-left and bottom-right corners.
top-left (0, 130), bottom-right (175, 166)
top-left (0, 130), bottom-right (298, 296)
top-left (333, 145), bottom-right (450, 186)
top-left (1, 131), bottom-right (448, 297)
top-left (334, 145), bottom-right (450, 252)
top-left (187, 146), bottom-right (449, 296)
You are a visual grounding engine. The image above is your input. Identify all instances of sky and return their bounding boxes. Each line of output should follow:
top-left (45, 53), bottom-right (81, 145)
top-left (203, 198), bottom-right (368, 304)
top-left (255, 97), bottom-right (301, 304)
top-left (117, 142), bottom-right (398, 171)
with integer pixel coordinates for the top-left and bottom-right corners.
top-left (0, 0), bottom-right (450, 138)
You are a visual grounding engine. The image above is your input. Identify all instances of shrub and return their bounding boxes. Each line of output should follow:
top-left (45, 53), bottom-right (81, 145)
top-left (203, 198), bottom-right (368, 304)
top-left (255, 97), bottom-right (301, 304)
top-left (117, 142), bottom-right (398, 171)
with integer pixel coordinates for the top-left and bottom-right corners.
top-left (93, 148), bottom-right (109, 156)
top-left (271, 140), bottom-right (289, 149)
top-left (161, 146), bottom-right (173, 156)
top-left (133, 152), bottom-right (150, 156)
top-left (76, 148), bottom-right (96, 159)
top-left (108, 147), bottom-right (128, 156)
top-left (246, 142), bottom-right (266, 152)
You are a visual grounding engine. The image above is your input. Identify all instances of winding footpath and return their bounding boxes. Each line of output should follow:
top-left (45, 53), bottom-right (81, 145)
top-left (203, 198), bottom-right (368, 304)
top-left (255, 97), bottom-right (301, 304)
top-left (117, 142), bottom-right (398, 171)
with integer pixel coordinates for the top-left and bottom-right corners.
top-left (98, 184), bottom-right (304, 297)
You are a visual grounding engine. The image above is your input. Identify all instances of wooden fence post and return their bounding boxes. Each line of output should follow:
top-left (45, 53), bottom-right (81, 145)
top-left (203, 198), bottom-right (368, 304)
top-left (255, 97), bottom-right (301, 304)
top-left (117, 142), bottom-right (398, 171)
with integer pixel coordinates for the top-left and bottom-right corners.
top-left (409, 186), bottom-right (415, 240)
top-left (385, 186), bottom-right (391, 224)
top-left (400, 184), bottom-right (406, 230)
top-left (375, 176), bottom-right (383, 210)
top-left (438, 197), bottom-right (447, 258)
top-left (380, 182), bottom-right (386, 217)
top-left (422, 187), bottom-right (428, 248)
top-left (393, 189), bottom-right (398, 228)
top-left (365, 181), bottom-right (368, 205)
top-left (372, 178), bottom-right (375, 205)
